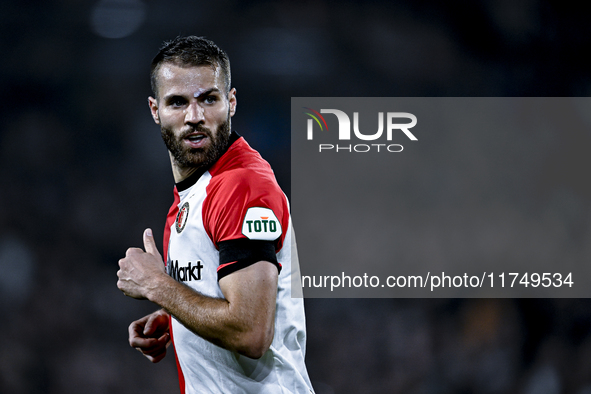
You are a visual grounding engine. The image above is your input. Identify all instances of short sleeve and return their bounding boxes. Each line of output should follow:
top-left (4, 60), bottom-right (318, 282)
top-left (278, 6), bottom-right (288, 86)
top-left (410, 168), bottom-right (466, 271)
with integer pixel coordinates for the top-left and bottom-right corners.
top-left (202, 167), bottom-right (289, 279)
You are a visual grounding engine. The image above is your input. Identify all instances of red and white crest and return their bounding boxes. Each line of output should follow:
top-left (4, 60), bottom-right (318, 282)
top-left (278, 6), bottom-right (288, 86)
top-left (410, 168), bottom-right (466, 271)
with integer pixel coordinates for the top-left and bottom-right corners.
top-left (175, 202), bottom-right (190, 233)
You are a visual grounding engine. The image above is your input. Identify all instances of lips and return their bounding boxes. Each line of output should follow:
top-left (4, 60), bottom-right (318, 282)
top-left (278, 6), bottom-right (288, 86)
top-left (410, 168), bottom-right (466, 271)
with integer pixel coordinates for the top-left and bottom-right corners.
top-left (183, 132), bottom-right (208, 149)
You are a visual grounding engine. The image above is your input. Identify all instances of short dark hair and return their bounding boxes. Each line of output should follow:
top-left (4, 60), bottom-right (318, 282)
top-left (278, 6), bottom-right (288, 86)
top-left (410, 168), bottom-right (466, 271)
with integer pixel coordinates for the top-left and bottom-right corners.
top-left (150, 36), bottom-right (231, 98)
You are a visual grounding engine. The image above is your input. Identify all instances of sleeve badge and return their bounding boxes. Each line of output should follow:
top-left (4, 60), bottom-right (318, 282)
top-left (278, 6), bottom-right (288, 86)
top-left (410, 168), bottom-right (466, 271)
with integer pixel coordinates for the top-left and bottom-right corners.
top-left (241, 207), bottom-right (282, 241)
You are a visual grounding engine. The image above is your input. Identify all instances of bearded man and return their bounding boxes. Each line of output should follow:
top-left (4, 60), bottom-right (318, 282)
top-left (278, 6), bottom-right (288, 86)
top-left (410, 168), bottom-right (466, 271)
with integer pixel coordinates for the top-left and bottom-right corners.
top-left (116, 36), bottom-right (314, 394)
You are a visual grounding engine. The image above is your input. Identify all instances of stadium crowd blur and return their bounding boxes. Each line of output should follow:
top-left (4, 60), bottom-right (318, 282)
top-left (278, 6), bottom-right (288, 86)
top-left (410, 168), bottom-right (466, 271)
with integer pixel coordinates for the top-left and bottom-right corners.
top-left (2, 1), bottom-right (591, 393)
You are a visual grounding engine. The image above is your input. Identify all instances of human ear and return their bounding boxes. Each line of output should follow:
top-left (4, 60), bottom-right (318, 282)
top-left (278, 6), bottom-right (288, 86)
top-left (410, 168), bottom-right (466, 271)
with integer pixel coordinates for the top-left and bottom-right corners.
top-left (148, 97), bottom-right (160, 124)
top-left (228, 88), bottom-right (237, 117)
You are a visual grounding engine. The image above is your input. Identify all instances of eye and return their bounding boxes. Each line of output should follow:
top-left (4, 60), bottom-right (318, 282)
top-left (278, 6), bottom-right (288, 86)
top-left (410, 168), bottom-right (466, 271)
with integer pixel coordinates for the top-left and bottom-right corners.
top-left (168, 96), bottom-right (187, 107)
top-left (203, 95), bottom-right (217, 105)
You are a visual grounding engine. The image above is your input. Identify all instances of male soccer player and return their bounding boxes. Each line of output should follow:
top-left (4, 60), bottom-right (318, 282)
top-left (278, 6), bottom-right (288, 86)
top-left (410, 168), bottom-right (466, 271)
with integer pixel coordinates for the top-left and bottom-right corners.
top-left (116, 36), bottom-right (313, 394)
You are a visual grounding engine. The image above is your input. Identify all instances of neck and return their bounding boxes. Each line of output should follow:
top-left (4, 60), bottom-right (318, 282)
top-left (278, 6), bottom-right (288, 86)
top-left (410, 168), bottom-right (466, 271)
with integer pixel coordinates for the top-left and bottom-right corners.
top-left (169, 153), bottom-right (202, 183)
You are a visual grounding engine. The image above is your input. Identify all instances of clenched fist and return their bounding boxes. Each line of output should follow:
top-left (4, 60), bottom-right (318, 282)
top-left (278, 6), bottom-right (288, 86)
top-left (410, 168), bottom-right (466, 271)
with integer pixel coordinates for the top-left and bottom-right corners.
top-left (117, 228), bottom-right (167, 300)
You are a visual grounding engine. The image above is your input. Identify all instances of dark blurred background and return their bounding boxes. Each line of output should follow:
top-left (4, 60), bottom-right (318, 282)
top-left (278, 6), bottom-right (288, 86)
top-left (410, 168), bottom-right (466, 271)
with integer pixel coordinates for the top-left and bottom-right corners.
top-left (1, 0), bottom-right (591, 393)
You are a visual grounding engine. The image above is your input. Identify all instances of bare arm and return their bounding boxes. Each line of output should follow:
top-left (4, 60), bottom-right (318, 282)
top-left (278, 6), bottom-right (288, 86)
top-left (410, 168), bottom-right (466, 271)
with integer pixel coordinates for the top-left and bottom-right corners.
top-left (117, 229), bottom-right (278, 359)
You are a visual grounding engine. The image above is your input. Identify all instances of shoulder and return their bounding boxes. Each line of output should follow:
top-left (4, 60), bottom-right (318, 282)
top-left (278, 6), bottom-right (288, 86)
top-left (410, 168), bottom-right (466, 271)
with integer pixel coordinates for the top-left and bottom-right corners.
top-left (201, 136), bottom-right (289, 245)
top-left (207, 137), bottom-right (284, 200)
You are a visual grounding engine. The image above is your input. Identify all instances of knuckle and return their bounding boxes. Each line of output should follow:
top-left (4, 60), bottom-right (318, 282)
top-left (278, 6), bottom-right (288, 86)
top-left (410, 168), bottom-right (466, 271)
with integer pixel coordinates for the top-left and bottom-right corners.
top-left (125, 247), bottom-right (139, 256)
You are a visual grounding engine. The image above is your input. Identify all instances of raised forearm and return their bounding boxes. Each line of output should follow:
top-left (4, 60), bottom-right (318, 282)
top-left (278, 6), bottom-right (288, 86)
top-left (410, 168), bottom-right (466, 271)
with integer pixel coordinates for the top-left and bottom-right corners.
top-left (147, 275), bottom-right (239, 348)
top-left (146, 265), bottom-right (276, 358)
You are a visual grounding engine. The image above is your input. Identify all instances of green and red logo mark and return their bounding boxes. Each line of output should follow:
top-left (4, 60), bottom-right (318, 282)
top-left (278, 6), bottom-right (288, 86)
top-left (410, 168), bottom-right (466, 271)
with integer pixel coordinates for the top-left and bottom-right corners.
top-left (303, 107), bottom-right (329, 139)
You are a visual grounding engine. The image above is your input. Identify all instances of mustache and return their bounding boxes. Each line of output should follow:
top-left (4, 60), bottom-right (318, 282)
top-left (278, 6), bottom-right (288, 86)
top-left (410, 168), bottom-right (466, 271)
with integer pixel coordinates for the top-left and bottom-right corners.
top-left (179, 124), bottom-right (213, 140)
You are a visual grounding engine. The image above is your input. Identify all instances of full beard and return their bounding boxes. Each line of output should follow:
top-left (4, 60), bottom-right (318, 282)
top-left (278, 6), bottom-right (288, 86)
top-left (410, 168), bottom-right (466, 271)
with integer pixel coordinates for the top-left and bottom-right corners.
top-left (161, 119), bottom-right (231, 171)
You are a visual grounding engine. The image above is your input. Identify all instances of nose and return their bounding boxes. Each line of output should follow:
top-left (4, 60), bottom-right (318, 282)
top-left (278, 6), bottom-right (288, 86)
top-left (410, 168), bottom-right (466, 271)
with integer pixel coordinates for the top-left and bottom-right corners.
top-left (185, 102), bottom-right (204, 125)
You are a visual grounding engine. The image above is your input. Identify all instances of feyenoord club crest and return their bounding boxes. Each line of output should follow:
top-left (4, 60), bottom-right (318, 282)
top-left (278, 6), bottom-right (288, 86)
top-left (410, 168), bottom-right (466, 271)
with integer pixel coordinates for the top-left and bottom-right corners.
top-left (175, 202), bottom-right (190, 233)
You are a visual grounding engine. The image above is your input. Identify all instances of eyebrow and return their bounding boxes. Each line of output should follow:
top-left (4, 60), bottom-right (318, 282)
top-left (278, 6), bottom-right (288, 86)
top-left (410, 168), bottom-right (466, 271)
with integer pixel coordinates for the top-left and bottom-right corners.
top-left (162, 88), bottom-right (221, 103)
top-left (193, 88), bottom-right (220, 98)
top-left (162, 94), bottom-right (186, 103)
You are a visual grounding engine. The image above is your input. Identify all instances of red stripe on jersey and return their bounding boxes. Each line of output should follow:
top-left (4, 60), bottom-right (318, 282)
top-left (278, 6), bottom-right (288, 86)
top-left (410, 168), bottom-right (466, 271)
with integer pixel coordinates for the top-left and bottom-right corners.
top-left (162, 187), bottom-right (186, 394)
top-left (163, 187), bottom-right (180, 264)
top-left (169, 314), bottom-right (185, 394)
top-left (217, 260), bottom-right (238, 272)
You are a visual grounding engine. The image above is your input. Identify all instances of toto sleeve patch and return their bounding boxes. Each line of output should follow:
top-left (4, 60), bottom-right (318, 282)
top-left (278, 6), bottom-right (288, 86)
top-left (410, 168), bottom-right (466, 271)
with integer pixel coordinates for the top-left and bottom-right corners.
top-left (241, 207), bottom-right (282, 241)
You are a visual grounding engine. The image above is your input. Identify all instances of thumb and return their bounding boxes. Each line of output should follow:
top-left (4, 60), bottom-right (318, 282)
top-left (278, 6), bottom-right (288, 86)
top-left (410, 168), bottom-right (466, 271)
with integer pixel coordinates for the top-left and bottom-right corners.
top-left (143, 228), bottom-right (161, 257)
top-left (143, 316), bottom-right (156, 336)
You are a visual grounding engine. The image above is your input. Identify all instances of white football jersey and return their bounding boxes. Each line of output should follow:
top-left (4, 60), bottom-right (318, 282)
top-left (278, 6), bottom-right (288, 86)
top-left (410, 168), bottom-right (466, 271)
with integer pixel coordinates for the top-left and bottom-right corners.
top-left (162, 133), bottom-right (313, 394)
